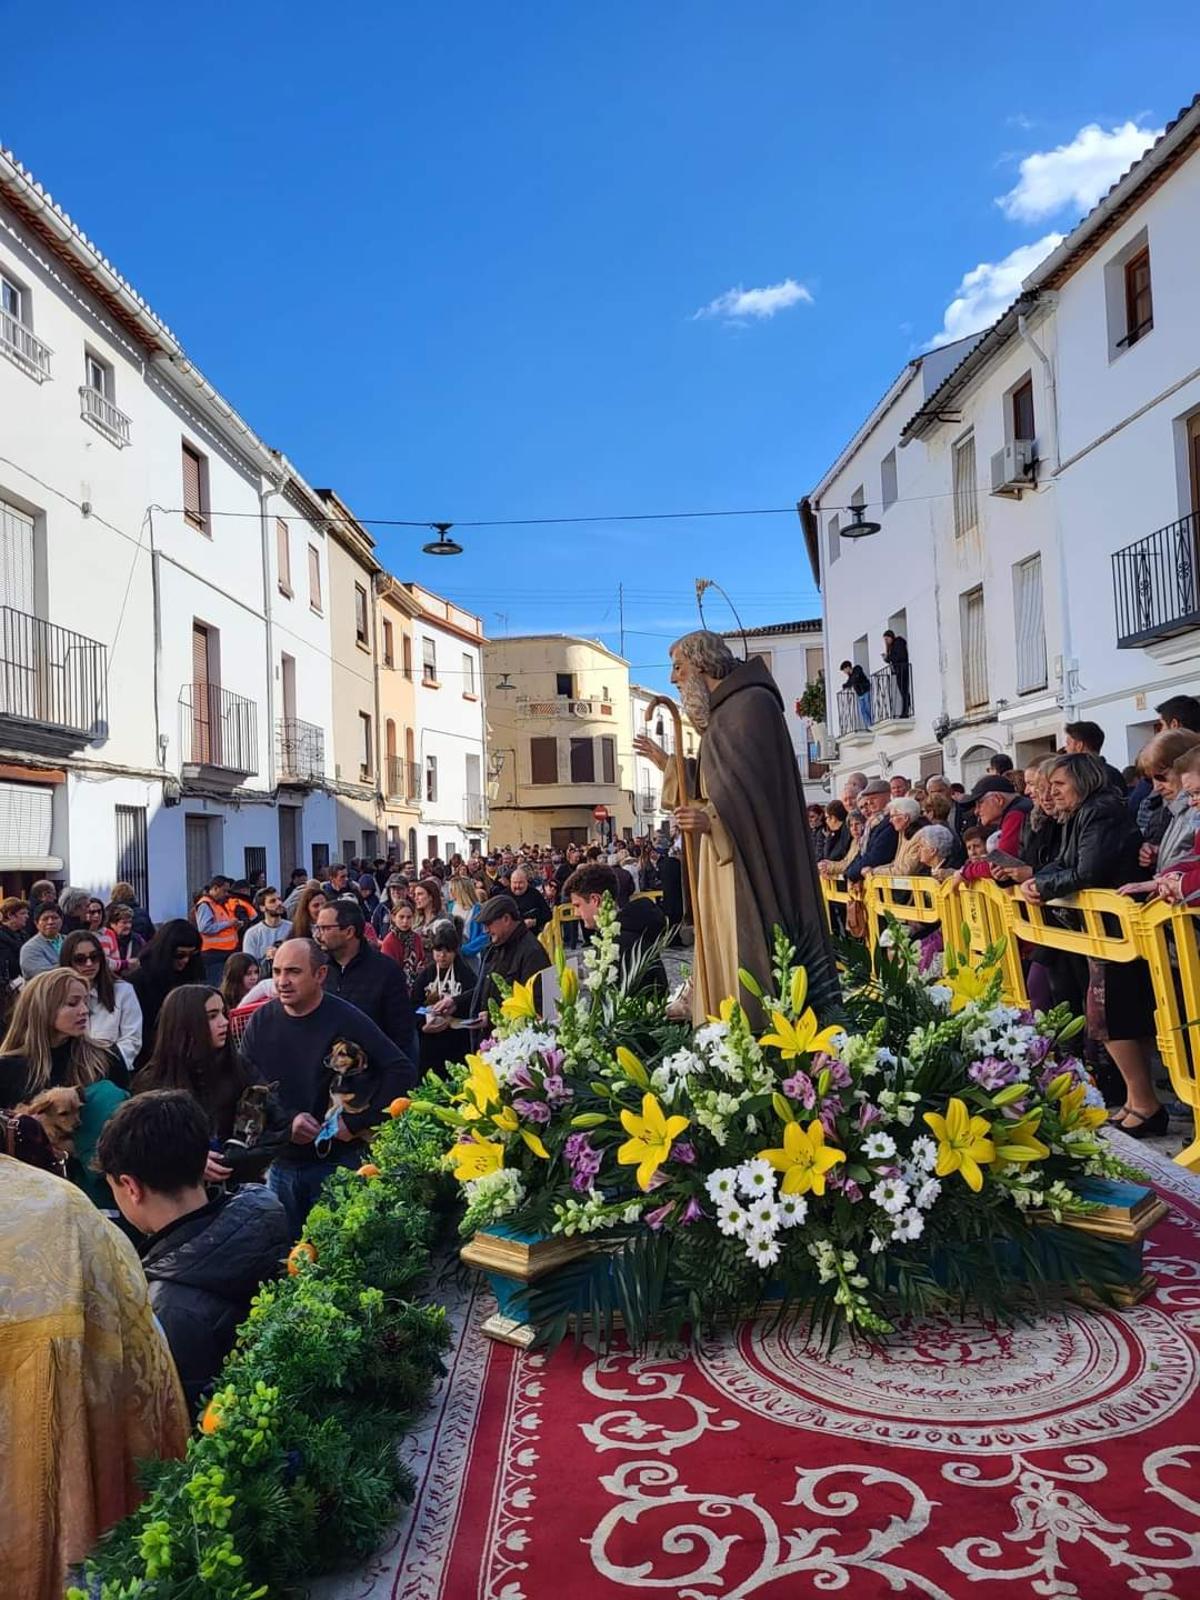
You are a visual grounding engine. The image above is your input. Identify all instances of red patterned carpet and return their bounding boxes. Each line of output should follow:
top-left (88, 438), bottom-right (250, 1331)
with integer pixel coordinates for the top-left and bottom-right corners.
top-left (319, 1136), bottom-right (1200, 1600)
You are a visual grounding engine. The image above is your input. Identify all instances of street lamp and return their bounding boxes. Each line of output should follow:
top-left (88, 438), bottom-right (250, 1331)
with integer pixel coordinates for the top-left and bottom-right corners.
top-left (842, 504), bottom-right (882, 540)
top-left (422, 522), bottom-right (464, 555)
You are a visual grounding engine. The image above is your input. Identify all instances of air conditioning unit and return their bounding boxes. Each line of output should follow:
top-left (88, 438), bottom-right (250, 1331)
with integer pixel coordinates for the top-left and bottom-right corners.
top-left (990, 439), bottom-right (1036, 497)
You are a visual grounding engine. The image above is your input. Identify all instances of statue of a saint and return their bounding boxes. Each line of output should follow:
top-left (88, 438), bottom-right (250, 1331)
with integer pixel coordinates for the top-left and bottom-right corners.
top-left (635, 631), bottom-right (839, 1025)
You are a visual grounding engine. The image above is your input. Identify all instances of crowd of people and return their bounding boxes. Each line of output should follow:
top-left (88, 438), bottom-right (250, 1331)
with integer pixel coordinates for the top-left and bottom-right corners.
top-left (809, 694), bottom-right (1200, 1145)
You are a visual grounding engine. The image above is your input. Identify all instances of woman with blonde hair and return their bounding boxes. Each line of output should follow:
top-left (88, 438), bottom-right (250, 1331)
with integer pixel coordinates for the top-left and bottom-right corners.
top-left (0, 967), bottom-right (128, 1204)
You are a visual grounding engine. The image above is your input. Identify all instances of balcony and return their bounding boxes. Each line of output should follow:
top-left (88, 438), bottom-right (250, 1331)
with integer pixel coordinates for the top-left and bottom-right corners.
top-left (0, 308), bottom-right (51, 380)
top-left (79, 384), bottom-right (131, 447)
top-left (871, 665), bottom-right (913, 728)
top-left (1112, 514), bottom-right (1200, 648)
top-left (277, 717), bottom-right (324, 784)
top-left (0, 608), bottom-right (107, 756)
top-left (180, 682), bottom-right (258, 783)
top-left (518, 696), bottom-right (615, 718)
top-left (836, 685), bottom-right (873, 742)
top-left (386, 756), bottom-right (422, 803)
top-left (464, 792), bottom-right (488, 828)
top-left (638, 786), bottom-right (659, 814)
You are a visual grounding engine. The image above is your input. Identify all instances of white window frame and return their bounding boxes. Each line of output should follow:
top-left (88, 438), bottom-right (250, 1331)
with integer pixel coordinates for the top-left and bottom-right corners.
top-left (462, 652), bottom-right (476, 696)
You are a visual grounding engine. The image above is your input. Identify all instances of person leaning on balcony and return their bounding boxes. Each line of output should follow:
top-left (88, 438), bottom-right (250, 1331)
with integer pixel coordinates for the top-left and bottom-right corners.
top-left (194, 876), bottom-right (240, 985)
top-left (1017, 753), bottom-right (1163, 1138)
top-left (882, 629), bottom-right (911, 717)
top-left (843, 781), bottom-right (897, 882)
top-left (839, 661), bottom-right (873, 728)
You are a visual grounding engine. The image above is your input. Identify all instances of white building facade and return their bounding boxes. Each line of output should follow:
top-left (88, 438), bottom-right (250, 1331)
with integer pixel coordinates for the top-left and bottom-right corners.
top-left (810, 96), bottom-right (1200, 789)
top-left (721, 621), bottom-right (831, 798)
top-left (629, 683), bottom-right (696, 834)
top-left (406, 584), bottom-right (489, 865)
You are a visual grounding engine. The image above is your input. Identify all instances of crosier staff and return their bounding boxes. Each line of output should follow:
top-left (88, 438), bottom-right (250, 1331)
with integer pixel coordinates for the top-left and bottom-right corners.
top-left (642, 695), bottom-right (705, 1000)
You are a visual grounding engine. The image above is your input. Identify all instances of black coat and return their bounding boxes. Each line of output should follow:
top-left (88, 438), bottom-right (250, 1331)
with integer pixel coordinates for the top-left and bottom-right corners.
top-left (472, 924), bottom-right (551, 1013)
top-left (510, 886), bottom-right (551, 933)
top-left (321, 940), bottom-right (414, 1049)
top-left (142, 1188), bottom-right (289, 1413)
top-left (1033, 790), bottom-right (1145, 900)
top-left (615, 897), bottom-right (668, 995)
top-left (0, 924), bottom-right (23, 988)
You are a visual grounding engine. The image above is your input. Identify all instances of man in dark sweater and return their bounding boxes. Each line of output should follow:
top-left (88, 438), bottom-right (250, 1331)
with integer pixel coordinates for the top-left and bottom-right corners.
top-left (241, 937), bottom-right (414, 1235)
top-left (314, 898), bottom-right (416, 1057)
top-left (564, 863), bottom-right (668, 995)
top-left (97, 1089), bottom-right (289, 1412)
top-left (469, 894), bottom-right (552, 1023)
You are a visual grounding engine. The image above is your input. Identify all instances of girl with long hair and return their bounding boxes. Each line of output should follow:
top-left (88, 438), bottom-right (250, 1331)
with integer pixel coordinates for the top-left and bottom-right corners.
top-left (411, 877), bottom-right (443, 936)
top-left (60, 929), bottom-right (143, 1072)
top-left (219, 952), bottom-right (260, 1014)
top-left (292, 884), bottom-right (327, 939)
top-left (0, 967), bottom-right (128, 1204)
top-left (129, 919), bottom-right (203, 1069)
top-left (381, 899), bottom-right (425, 988)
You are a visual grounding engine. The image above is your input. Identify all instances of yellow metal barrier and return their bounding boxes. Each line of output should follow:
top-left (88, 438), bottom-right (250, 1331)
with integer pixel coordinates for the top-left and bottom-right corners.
top-left (818, 873), bottom-right (1200, 1171)
top-left (540, 902), bottom-right (580, 963)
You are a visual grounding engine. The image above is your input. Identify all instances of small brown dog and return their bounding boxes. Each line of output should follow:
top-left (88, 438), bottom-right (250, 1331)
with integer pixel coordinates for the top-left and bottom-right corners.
top-left (13, 1085), bottom-right (84, 1160)
top-left (314, 1039), bottom-right (372, 1155)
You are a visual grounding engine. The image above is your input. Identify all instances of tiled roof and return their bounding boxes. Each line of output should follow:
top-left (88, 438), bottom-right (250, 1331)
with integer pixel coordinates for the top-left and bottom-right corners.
top-left (720, 619), bottom-right (821, 638)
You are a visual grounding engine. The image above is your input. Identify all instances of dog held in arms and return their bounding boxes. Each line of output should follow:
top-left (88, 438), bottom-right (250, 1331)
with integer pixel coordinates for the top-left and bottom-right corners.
top-left (314, 1039), bottom-right (373, 1157)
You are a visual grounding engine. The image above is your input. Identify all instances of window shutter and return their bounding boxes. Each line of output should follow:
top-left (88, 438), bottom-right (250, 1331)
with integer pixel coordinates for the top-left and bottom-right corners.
top-left (276, 519), bottom-right (291, 591)
top-left (601, 737), bottom-right (616, 784)
top-left (530, 737), bottom-right (557, 784)
top-left (182, 445), bottom-right (204, 528)
top-left (308, 545), bottom-right (321, 609)
top-left (1014, 556), bottom-right (1047, 693)
top-left (953, 435), bottom-right (978, 538)
top-left (192, 624), bottom-right (212, 764)
top-left (961, 588), bottom-right (988, 709)
top-left (0, 499), bottom-right (35, 612)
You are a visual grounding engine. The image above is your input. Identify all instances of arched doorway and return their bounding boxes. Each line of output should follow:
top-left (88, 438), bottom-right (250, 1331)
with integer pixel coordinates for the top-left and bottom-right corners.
top-left (960, 742), bottom-right (1000, 789)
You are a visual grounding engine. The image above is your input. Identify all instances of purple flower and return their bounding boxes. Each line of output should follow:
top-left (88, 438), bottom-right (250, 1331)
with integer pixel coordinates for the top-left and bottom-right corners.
top-left (513, 1098), bottom-right (551, 1124)
top-left (507, 1063), bottom-right (534, 1091)
top-left (856, 1102), bottom-right (882, 1132)
top-left (999, 1097), bottom-right (1030, 1119)
top-left (841, 1178), bottom-right (863, 1203)
top-left (671, 1141), bottom-right (696, 1165)
top-left (681, 1197), bottom-right (705, 1225)
top-left (782, 1071), bottom-right (817, 1109)
top-left (542, 1074), bottom-right (573, 1107)
top-left (1028, 1035), bottom-right (1052, 1065)
top-left (829, 1060), bottom-right (851, 1090)
top-left (539, 1046), bottom-right (566, 1075)
top-left (968, 1056), bottom-right (1021, 1091)
top-left (564, 1132), bottom-right (591, 1164)
top-left (818, 1100), bottom-right (843, 1138)
top-left (645, 1170), bottom-right (669, 1191)
top-left (571, 1168), bottom-right (596, 1193)
top-left (645, 1201), bottom-right (675, 1230)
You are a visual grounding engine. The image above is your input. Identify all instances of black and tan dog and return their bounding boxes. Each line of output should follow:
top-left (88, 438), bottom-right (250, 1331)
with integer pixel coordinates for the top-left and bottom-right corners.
top-left (314, 1039), bottom-right (373, 1156)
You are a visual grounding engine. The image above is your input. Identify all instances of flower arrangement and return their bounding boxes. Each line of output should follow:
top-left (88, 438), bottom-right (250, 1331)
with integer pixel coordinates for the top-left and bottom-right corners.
top-left (72, 1107), bottom-right (452, 1600)
top-left (416, 903), bottom-right (1141, 1344)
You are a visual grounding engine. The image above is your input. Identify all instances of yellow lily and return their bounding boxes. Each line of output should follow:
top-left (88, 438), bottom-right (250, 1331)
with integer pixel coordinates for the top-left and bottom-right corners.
top-left (448, 1133), bottom-right (506, 1183)
top-left (705, 996), bottom-right (740, 1025)
top-left (992, 1110), bottom-right (1050, 1165)
top-left (790, 965), bottom-right (808, 1016)
top-left (943, 964), bottom-right (992, 1014)
top-left (758, 1008), bottom-right (842, 1061)
top-left (500, 980), bottom-right (539, 1021)
top-left (923, 1097), bottom-right (995, 1192)
top-left (560, 966), bottom-right (579, 1005)
top-left (520, 1128), bottom-right (550, 1159)
top-left (758, 1119), bottom-right (846, 1196)
top-left (1056, 1083), bottom-right (1108, 1134)
top-left (617, 1093), bottom-right (691, 1191)
top-left (457, 1053), bottom-right (501, 1120)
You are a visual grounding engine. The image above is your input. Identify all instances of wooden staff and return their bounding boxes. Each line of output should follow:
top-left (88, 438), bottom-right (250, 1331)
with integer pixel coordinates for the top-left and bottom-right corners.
top-left (644, 695), bottom-right (705, 1006)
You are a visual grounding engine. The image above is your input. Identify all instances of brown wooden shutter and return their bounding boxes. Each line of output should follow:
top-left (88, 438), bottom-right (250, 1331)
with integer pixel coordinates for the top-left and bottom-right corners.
top-left (192, 623), bottom-right (211, 763)
top-left (276, 519), bottom-right (291, 591)
top-left (308, 545), bottom-right (321, 609)
top-left (182, 444), bottom-right (204, 529)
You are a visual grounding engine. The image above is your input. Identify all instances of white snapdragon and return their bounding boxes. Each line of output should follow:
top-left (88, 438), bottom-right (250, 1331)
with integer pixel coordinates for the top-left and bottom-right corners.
top-left (488, 1028), bottom-right (558, 1083)
top-left (651, 1047), bottom-right (705, 1105)
top-left (462, 1168), bottom-right (525, 1229)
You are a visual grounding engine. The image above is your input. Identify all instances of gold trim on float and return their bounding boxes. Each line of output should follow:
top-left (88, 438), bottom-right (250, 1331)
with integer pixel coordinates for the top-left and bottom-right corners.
top-left (460, 1231), bottom-right (594, 1281)
top-left (1032, 1194), bottom-right (1169, 1242)
top-left (478, 1312), bottom-right (541, 1349)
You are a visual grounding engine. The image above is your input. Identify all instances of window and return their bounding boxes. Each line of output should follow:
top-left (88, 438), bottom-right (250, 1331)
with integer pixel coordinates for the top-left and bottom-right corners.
top-left (953, 433), bottom-right (978, 538)
top-left (342, 839), bottom-right (355, 865)
top-left (276, 519), bottom-right (292, 595)
top-left (425, 754), bottom-right (438, 802)
top-left (1011, 378), bottom-right (1036, 443)
top-left (243, 846), bottom-right (267, 885)
top-left (84, 351), bottom-right (112, 398)
top-left (382, 619), bottom-right (394, 667)
top-left (402, 633), bottom-right (413, 679)
top-left (530, 736), bottom-right (558, 784)
top-left (422, 636), bottom-right (438, 684)
top-left (362, 830), bottom-right (378, 860)
top-left (1123, 247), bottom-right (1153, 347)
top-left (555, 672), bottom-right (573, 697)
top-left (0, 275), bottom-right (49, 379)
top-left (181, 442), bottom-right (209, 534)
top-left (354, 583), bottom-right (369, 647)
top-left (462, 653), bottom-right (476, 696)
top-left (1013, 555), bottom-right (1047, 694)
top-left (1, 277), bottom-right (23, 323)
top-left (881, 450), bottom-right (898, 510)
top-left (191, 621), bottom-right (216, 764)
top-left (308, 544), bottom-right (322, 611)
top-left (358, 711), bottom-right (373, 779)
top-left (115, 804), bottom-right (149, 909)
top-left (311, 842), bottom-right (330, 876)
top-left (570, 737), bottom-right (595, 784)
top-left (427, 835), bottom-right (439, 862)
top-left (600, 736), bottom-right (616, 784)
top-left (827, 514), bottom-right (841, 566)
top-left (960, 586), bottom-right (988, 710)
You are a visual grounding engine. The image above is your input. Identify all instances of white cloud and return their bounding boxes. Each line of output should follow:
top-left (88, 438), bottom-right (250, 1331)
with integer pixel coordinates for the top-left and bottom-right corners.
top-left (997, 120), bottom-right (1162, 222)
top-left (694, 278), bottom-right (813, 321)
top-left (926, 234), bottom-right (1064, 348)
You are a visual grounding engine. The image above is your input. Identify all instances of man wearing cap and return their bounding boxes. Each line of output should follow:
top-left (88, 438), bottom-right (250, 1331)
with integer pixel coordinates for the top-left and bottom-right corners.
top-left (844, 780), bottom-right (898, 882)
top-left (966, 775), bottom-right (1031, 859)
top-left (469, 894), bottom-right (551, 1024)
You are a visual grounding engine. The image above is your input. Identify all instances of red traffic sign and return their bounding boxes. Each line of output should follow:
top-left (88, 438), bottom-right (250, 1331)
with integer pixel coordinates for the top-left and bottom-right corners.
top-left (592, 805), bottom-right (610, 821)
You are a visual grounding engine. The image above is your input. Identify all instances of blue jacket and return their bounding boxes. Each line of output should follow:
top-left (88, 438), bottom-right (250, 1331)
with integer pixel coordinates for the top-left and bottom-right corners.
top-left (845, 816), bottom-right (898, 882)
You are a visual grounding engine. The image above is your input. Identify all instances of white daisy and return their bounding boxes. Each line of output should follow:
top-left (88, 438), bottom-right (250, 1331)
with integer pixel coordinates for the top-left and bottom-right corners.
top-left (862, 1131), bottom-right (897, 1161)
top-left (745, 1233), bottom-right (781, 1268)
top-left (927, 984), bottom-right (953, 1010)
top-left (909, 1136), bottom-right (939, 1172)
top-left (747, 1199), bottom-right (780, 1235)
top-left (777, 1193), bottom-right (809, 1228)
top-left (737, 1158), bottom-right (776, 1198)
top-left (704, 1168), bottom-right (738, 1204)
top-left (870, 1178), bottom-right (911, 1216)
top-left (915, 1177), bottom-right (942, 1210)
top-left (892, 1207), bottom-right (925, 1243)
top-left (716, 1199), bottom-right (749, 1237)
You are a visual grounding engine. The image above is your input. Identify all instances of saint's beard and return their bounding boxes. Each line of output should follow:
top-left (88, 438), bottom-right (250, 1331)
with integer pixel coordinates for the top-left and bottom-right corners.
top-left (680, 677), bottom-right (711, 731)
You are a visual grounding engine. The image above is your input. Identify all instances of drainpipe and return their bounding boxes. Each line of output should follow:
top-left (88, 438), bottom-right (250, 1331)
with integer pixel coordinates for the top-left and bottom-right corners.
top-left (1017, 302), bottom-right (1076, 717)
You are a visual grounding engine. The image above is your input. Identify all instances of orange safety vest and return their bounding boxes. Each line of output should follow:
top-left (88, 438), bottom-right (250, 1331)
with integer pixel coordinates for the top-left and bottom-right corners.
top-left (196, 896), bottom-right (240, 953)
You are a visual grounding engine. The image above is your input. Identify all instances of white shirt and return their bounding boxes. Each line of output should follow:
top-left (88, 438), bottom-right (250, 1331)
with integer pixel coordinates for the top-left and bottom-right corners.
top-left (87, 980), bottom-right (143, 1070)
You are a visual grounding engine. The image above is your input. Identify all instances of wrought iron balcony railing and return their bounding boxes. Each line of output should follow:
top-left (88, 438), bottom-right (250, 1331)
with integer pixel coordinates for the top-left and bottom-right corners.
top-left (0, 607), bottom-right (107, 749)
top-left (1112, 513), bottom-right (1200, 647)
top-left (385, 756), bottom-right (422, 802)
top-left (180, 682), bottom-right (258, 777)
top-left (277, 717), bottom-right (324, 783)
top-left (836, 685), bottom-right (872, 738)
top-left (871, 664), bottom-right (913, 724)
top-left (79, 384), bottom-right (132, 446)
top-left (0, 308), bottom-right (51, 380)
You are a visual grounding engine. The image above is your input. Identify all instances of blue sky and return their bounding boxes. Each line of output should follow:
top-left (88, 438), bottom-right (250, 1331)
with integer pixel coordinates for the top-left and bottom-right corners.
top-left (8, 4), bottom-right (1199, 688)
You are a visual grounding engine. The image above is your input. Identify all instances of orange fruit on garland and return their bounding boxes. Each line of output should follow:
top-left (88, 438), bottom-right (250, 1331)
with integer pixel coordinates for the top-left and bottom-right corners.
top-left (200, 1400), bottom-right (223, 1434)
top-left (287, 1240), bottom-right (318, 1276)
top-left (357, 1163), bottom-right (381, 1178)
top-left (387, 1097), bottom-right (411, 1117)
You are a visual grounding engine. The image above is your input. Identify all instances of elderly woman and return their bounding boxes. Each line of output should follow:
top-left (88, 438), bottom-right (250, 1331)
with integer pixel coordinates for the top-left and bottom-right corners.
top-left (864, 796), bottom-right (924, 877)
top-left (1134, 730), bottom-right (1200, 873)
top-left (1016, 753), bottom-right (1161, 1138)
